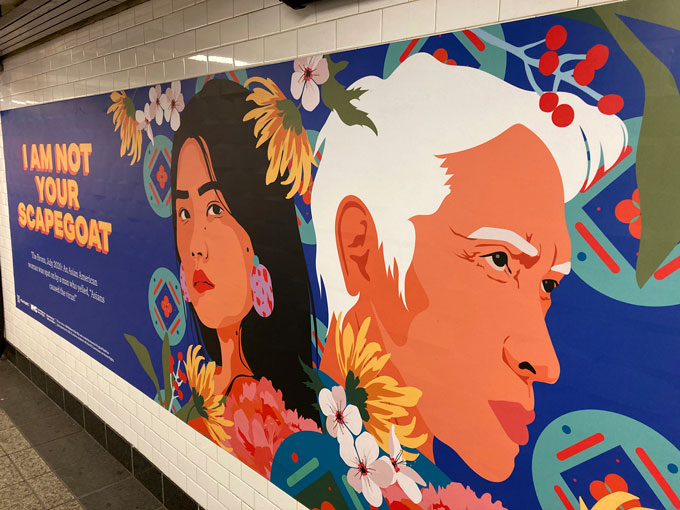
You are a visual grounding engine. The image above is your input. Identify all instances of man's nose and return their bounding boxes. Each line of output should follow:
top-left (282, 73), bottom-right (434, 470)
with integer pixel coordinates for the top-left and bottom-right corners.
top-left (502, 302), bottom-right (560, 385)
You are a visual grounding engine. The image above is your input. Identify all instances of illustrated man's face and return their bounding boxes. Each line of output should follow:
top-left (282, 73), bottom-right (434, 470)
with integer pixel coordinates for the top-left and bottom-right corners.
top-left (391, 125), bottom-right (570, 481)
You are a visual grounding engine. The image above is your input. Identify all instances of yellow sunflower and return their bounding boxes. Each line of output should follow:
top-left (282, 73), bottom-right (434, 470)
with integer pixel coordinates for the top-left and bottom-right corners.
top-left (579, 492), bottom-right (654, 510)
top-left (184, 345), bottom-right (233, 446)
top-left (107, 91), bottom-right (142, 166)
top-left (243, 77), bottom-right (315, 199)
top-left (335, 316), bottom-right (427, 460)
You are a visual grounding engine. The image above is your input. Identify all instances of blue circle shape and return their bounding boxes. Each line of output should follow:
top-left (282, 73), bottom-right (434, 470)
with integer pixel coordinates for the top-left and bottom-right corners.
top-left (562, 425), bottom-right (571, 434)
top-left (669, 463), bottom-right (679, 474)
top-left (577, 252), bottom-right (587, 261)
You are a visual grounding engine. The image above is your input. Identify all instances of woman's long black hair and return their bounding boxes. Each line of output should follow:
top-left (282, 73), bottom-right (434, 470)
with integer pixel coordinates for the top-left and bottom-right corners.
top-left (171, 78), bottom-right (317, 421)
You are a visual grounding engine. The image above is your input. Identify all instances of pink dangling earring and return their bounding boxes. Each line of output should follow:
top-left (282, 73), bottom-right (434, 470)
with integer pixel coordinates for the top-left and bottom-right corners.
top-left (250, 255), bottom-right (274, 317)
top-left (179, 264), bottom-right (191, 303)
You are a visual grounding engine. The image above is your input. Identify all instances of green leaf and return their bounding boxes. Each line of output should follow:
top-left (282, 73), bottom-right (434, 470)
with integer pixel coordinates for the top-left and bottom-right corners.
top-left (162, 333), bottom-right (172, 410)
top-left (192, 388), bottom-right (209, 419)
top-left (277, 99), bottom-right (303, 135)
top-left (321, 55), bottom-right (378, 135)
top-left (124, 334), bottom-right (160, 401)
top-left (345, 370), bottom-right (369, 422)
top-left (299, 357), bottom-right (325, 394)
top-left (174, 400), bottom-right (194, 422)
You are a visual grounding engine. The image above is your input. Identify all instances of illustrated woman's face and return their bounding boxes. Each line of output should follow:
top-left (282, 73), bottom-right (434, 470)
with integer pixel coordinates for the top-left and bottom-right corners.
top-left (175, 138), bottom-right (254, 329)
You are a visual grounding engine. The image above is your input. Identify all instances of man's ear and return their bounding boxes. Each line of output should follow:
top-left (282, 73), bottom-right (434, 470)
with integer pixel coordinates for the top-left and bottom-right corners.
top-left (335, 195), bottom-right (379, 296)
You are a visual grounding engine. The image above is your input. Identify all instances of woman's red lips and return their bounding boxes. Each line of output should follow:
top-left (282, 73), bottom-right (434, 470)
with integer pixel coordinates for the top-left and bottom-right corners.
top-left (193, 269), bottom-right (214, 293)
top-left (489, 401), bottom-right (535, 446)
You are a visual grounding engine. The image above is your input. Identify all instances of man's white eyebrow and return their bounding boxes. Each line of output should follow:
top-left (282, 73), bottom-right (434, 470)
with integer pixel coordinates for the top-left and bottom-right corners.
top-left (467, 227), bottom-right (538, 257)
top-left (551, 261), bottom-right (571, 274)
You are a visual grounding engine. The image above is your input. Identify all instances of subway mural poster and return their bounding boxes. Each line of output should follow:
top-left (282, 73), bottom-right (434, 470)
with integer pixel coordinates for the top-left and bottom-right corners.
top-left (3, 0), bottom-right (680, 508)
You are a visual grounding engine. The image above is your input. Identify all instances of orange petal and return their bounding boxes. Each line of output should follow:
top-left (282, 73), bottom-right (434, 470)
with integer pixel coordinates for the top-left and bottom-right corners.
top-left (590, 480), bottom-right (610, 501)
top-left (632, 188), bottom-right (639, 204)
top-left (629, 218), bottom-right (641, 239)
top-left (615, 200), bottom-right (639, 223)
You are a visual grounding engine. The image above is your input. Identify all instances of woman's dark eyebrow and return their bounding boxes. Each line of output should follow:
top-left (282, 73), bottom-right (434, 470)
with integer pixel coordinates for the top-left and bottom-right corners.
top-left (175, 189), bottom-right (189, 199)
top-left (198, 181), bottom-right (219, 196)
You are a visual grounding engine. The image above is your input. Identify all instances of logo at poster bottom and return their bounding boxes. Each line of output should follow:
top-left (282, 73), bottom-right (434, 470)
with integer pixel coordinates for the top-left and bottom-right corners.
top-left (148, 267), bottom-right (185, 346)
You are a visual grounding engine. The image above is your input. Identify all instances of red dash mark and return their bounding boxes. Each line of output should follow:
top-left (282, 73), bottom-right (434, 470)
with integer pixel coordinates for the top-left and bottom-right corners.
top-left (654, 255), bottom-right (680, 280)
top-left (637, 448), bottom-right (680, 508)
top-left (154, 308), bottom-right (165, 330)
top-left (148, 182), bottom-right (160, 204)
top-left (168, 284), bottom-right (180, 305)
top-left (463, 30), bottom-right (485, 52)
top-left (554, 485), bottom-right (574, 510)
top-left (169, 317), bottom-right (181, 335)
top-left (153, 278), bottom-right (164, 296)
top-left (580, 145), bottom-right (632, 193)
top-left (556, 432), bottom-right (605, 461)
top-left (148, 148), bottom-right (158, 169)
top-left (163, 148), bottom-right (172, 163)
top-left (165, 192), bottom-right (172, 206)
top-left (229, 71), bottom-right (239, 84)
top-left (400, 39), bottom-right (420, 63)
top-left (574, 223), bottom-right (620, 274)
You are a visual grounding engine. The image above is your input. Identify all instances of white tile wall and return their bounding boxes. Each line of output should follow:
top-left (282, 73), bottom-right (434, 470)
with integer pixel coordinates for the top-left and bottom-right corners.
top-left (0, 0), bottom-right (624, 507)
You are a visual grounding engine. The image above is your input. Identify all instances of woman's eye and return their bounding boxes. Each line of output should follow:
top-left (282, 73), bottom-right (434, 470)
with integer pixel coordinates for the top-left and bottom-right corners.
top-left (178, 208), bottom-right (190, 220)
top-left (542, 279), bottom-right (559, 293)
top-left (207, 203), bottom-right (223, 216)
top-left (482, 251), bottom-right (511, 273)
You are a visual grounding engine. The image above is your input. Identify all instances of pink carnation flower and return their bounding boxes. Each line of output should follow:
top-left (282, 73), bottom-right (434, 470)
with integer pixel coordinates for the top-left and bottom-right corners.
top-left (383, 482), bottom-right (507, 510)
top-left (222, 377), bottom-right (320, 478)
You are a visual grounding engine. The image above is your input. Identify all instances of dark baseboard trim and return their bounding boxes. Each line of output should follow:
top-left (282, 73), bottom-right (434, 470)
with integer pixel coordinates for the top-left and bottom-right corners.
top-left (3, 340), bottom-right (206, 510)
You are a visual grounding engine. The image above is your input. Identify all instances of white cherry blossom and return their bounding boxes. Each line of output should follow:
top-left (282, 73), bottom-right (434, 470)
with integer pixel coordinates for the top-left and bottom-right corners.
top-left (160, 81), bottom-right (185, 131)
top-left (290, 55), bottom-right (329, 112)
top-left (319, 386), bottom-right (361, 445)
top-left (340, 432), bottom-right (394, 508)
top-left (388, 425), bottom-right (426, 503)
top-left (135, 103), bottom-right (154, 144)
top-left (148, 85), bottom-right (163, 125)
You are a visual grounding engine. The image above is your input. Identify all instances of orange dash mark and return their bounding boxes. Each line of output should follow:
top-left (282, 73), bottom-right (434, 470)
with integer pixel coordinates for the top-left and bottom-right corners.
top-left (163, 148), bottom-right (171, 163)
top-left (229, 71), bottom-right (239, 83)
top-left (400, 39), bottom-right (420, 62)
top-left (169, 317), bottom-right (181, 335)
top-left (556, 433), bottom-right (605, 461)
top-left (463, 30), bottom-right (485, 52)
top-left (637, 448), bottom-right (680, 508)
top-left (154, 308), bottom-right (165, 330)
top-left (153, 278), bottom-right (164, 295)
top-left (654, 255), bottom-right (680, 280)
top-left (574, 223), bottom-right (620, 274)
top-left (554, 486), bottom-right (574, 510)
top-left (169, 283), bottom-right (180, 305)
top-left (149, 182), bottom-right (160, 204)
top-left (149, 148), bottom-right (158, 169)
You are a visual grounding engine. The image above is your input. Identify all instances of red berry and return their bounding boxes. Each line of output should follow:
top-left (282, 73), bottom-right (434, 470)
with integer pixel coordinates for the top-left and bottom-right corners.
top-left (168, 355), bottom-right (174, 368)
top-left (586, 44), bottom-right (609, 70)
top-left (573, 60), bottom-right (595, 86)
top-left (539, 51), bottom-right (559, 75)
top-left (445, 59), bottom-right (456, 65)
top-left (433, 48), bottom-right (448, 63)
top-left (539, 92), bottom-right (559, 112)
top-left (177, 351), bottom-right (183, 362)
top-left (178, 390), bottom-right (183, 400)
top-left (552, 104), bottom-right (574, 127)
top-left (598, 94), bottom-right (624, 115)
top-left (545, 25), bottom-right (567, 50)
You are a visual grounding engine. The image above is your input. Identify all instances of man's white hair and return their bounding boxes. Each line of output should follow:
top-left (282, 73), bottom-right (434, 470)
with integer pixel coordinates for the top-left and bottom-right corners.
top-left (311, 52), bottom-right (628, 321)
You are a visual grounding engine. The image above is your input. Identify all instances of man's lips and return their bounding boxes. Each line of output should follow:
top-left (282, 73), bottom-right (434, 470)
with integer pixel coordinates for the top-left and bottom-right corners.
top-left (489, 400), bottom-right (535, 446)
top-left (193, 269), bottom-right (214, 293)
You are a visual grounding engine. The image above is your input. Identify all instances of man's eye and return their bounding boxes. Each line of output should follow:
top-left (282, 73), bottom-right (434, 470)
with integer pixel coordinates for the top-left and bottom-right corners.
top-left (178, 208), bottom-right (190, 220)
top-left (482, 251), bottom-right (511, 273)
top-left (542, 279), bottom-right (559, 293)
top-left (207, 203), bottom-right (223, 216)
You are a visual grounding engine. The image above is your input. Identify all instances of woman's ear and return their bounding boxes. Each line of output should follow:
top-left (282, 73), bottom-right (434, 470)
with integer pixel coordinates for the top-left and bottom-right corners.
top-left (335, 195), bottom-right (380, 297)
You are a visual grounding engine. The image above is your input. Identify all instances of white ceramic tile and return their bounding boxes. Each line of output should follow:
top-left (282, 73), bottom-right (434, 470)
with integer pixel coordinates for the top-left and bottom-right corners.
top-left (91, 57), bottom-right (105, 76)
top-left (99, 73), bottom-right (114, 93)
top-left (77, 61), bottom-right (92, 79)
top-left (111, 31), bottom-right (127, 52)
top-left (248, 5), bottom-right (280, 39)
top-left (163, 11), bottom-right (185, 37)
top-left (154, 39), bottom-right (175, 61)
top-left (234, 38), bottom-right (264, 67)
top-left (173, 0), bottom-right (195, 11)
top-left (135, 2), bottom-right (154, 24)
top-left (153, 0), bottom-right (173, 18)
top-left (66, 65), bottom-right (79, 83)
top-left (264, 30), bottom-right (297, 62)
top-left (89, 20), bottom-right (104, 40)
top-left (207, 45), bottom-right (234, 72)
top-left (297, 20), bottom-right (336, 56)
top-left (500, 0), bottom-right (577, 20)
top-left (102, 15), bottom-right (118, 35)
top-left (73, 79), bottom-right (88, 97)
top-left (113, 70), bottom-right (129, 89)
top-left (97, 36), bottom-right (112, 56)
top-left (118, 8), bottom-right (136, 30)
top-left (234, 0), bottom-right (264, 16)
top-left (207, 0), bottom-right (234, 22)
top-left (196, 23), bottom-right (221, 50)
top-left (165, 56), bottom-right (185, 80)
top-left (185, 53), bottom-right (209, 76)
top-left (220, 16), bottom-right (249, 44)
top-left (105, 53), bottom-right (121, 73)
top-left (126, 26), bottom-right (145, 47)
top-left (144, 19), bottom-right (164, 42)
top-left (63, 32), bottom-right (77, 50)
top-left (436, 0), bottom-right (499, 32)
top-left (120, 48), bottom-right (137, 69)
top-left (184, 3), bottom-right (208, 29)
top-left (83, 42), bottom-right (98, 60)
top-left (76, 27), bottom-right (90, 45)
top-left (337, 10), bottom-right (381, 49)
top-left (173, 31), bottom-right (196, 57)
top-left (316, 0), bottom-right (358, 22)
top-left (71, 46), bottom-right (85, 64)
top-left (382, 0), bottom-right (435, 42)
top-left (136, 44), bottom-right (155, 65)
